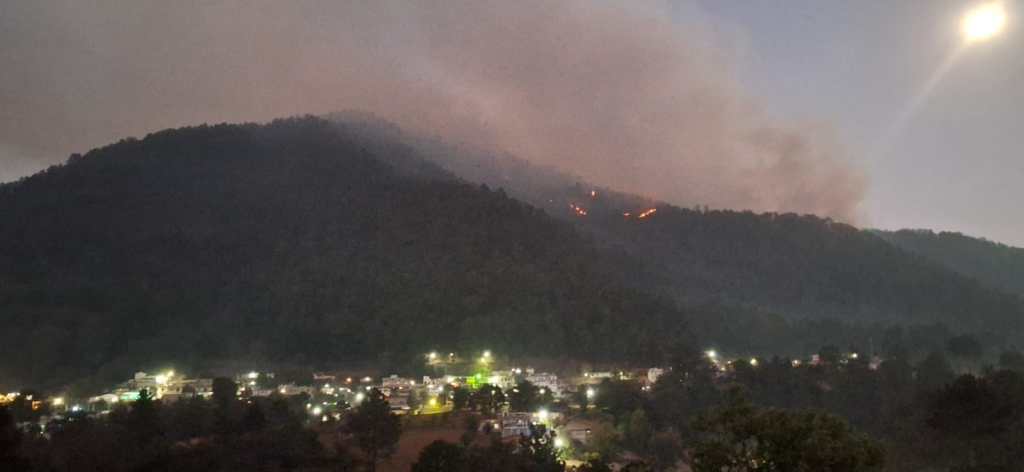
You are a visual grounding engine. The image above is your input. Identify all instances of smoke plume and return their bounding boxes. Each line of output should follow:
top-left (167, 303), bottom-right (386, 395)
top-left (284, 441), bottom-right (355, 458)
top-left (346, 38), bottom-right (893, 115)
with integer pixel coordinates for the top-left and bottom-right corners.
top-left (0, 0), bottom-right (865, 221)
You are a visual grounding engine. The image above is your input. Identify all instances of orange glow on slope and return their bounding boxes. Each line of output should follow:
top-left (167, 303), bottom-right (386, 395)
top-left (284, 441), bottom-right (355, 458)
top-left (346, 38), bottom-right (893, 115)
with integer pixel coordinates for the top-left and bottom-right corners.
top-left (637, 208), bottom-right (657, 219)
top-left (569, 203), bottom-right (588, 216)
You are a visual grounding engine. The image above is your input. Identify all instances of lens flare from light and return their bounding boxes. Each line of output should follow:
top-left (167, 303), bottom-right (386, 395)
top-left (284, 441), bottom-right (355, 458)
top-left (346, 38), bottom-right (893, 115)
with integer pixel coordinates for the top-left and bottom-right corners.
top-left (963, 2), bottom-right (1006, 42)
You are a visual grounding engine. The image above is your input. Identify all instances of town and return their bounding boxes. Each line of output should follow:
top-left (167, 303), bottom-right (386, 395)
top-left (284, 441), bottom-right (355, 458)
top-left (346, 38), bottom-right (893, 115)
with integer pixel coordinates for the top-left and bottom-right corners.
top-left (2, 347), bottom-right (880, 470)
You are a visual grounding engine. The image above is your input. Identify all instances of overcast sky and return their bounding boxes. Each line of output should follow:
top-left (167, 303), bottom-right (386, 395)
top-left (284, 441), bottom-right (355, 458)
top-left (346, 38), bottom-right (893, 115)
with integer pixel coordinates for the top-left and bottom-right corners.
top-left (1, 1), bottom-right (1021, 245)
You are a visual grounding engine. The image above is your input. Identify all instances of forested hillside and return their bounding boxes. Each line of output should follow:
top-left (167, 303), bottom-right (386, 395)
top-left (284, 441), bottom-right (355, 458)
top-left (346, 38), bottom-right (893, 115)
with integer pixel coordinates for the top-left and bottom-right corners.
top-left (4, 115), bottom-right (1023, 390)
top-left (327, 114), bottom-right (1024, 336)
top-left (590, 207), bottom-right (1023, 332)
top-left (0, 117), bottom-right (688, 389)
top-left (877, 229), bottom-right (1024, 296)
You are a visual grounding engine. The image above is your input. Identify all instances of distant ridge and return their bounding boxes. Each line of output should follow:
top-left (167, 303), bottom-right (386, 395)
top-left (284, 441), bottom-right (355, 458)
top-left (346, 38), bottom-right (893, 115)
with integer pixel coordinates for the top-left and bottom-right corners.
top-left (875, 229), bottom-right (1024, 297)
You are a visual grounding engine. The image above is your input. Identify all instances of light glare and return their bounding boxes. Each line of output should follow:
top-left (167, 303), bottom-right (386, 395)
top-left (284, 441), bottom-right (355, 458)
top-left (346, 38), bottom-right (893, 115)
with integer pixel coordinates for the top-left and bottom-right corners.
top-left (963, 3), bottom-right (1006, 42)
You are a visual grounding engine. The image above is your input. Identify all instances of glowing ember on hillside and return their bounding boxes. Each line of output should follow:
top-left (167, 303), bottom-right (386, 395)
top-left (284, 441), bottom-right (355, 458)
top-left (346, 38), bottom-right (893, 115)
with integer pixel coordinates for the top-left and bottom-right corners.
top-left (637, 208), bottom-right (657, 219)
top-left (569, 203), bottom-right (588, 216)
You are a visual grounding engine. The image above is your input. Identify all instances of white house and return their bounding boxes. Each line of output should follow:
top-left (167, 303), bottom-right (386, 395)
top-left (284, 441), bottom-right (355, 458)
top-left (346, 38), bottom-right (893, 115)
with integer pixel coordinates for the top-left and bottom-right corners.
top-left (526, 372), bottom-right (561, 397)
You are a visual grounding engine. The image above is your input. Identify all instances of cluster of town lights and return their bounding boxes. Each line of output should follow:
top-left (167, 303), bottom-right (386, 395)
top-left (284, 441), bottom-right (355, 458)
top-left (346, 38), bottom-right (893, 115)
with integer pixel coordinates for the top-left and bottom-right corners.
top-left (7, 344), bottom-right (885, 428)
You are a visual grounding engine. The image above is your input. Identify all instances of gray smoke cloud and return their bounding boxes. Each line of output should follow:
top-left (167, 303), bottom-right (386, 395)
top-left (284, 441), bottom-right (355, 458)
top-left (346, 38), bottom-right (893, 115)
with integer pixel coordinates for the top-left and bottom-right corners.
top-left (0, 0), bottom-right (865, 221)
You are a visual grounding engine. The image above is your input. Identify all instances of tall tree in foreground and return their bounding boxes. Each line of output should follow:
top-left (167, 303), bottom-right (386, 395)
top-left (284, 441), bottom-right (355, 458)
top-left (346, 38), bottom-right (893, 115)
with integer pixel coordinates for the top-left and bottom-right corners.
top-left (346, 388), bottom-right (401, 472)
top-left (212, 377), bottom-right (238, 434)
top-left (128, 388), bottom-right (163, 447)
top-left (691, 395), bottom-right (884, 472)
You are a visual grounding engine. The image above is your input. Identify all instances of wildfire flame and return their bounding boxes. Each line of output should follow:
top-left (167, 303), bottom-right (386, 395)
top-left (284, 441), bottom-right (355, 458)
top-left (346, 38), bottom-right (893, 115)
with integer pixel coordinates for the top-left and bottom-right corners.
top-left (637, 208), bottom-right (657, 219)
top-left (569, 203), bottom-right (588, 216)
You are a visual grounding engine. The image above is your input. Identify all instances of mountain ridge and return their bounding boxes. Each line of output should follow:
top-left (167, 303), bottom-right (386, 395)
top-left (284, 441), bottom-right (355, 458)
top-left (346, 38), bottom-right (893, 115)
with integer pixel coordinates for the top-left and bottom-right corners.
top-left (325, 114), bottom-right (1024, 333)
top-left (0, 117), bottom-right (688, 389)
top-left (3, 115), bottom-right (1023, 390)
top-left (875, 228), bottom-right (1024, 297)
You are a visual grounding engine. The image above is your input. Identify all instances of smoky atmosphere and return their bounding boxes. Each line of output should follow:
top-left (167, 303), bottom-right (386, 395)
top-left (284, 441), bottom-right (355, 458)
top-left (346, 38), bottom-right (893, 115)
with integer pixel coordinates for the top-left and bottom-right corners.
top-left (2, 2), bottom-right (1023, 472)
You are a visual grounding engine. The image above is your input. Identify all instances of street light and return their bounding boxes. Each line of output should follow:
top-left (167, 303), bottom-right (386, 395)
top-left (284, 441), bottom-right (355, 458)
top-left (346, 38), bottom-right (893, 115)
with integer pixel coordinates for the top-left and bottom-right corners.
top-left (585, 388), bottom-right (596, 399)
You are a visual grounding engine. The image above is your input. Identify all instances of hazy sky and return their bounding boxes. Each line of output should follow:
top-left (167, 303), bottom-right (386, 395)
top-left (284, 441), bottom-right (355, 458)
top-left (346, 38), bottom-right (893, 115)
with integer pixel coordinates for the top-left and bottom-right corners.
top-left (1, 1), bottom-right (1021, 244)
top-left (692, 0), bottom-right (1023, 244)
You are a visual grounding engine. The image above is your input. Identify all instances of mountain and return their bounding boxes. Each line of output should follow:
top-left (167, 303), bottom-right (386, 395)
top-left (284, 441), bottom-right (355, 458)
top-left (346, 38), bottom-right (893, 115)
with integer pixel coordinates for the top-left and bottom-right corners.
top-left (876, 229), bottom-right (1024, 297)
top-left (0, 117), bottom-right (688, 389)
top-left (326, 114), bottom-right (1024, 338)
top-left (5, 115), bottom-right (1023, 390)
